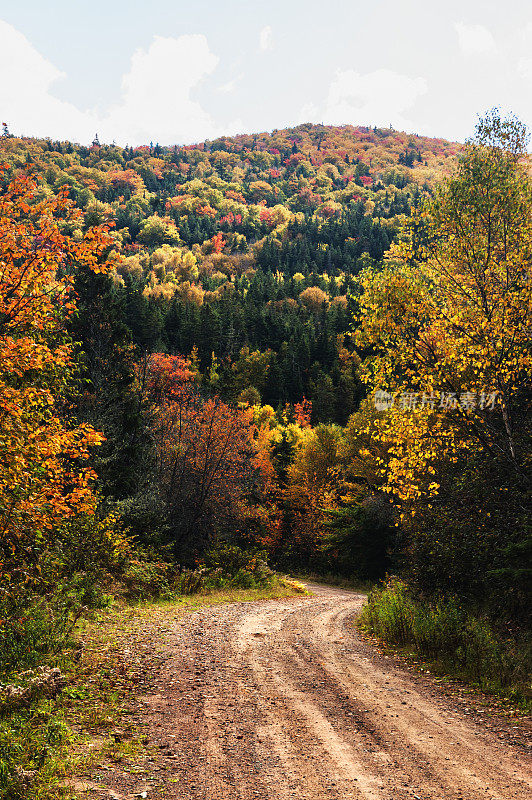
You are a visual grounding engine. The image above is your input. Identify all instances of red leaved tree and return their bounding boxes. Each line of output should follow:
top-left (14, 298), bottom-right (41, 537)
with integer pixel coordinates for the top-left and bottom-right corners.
top-left (144, 354), bottom-right (259, 559)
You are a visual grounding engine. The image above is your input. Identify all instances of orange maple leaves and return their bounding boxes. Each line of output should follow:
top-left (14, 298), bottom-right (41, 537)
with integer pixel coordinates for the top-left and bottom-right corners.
top-left (143, 353), bottom-right (261, 551)
top-left (0, 167), bottom-right (115, 577)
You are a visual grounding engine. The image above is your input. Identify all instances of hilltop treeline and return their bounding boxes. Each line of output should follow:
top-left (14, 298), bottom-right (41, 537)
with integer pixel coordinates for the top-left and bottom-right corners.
top-left (0, 124), bottom-right (458, 420)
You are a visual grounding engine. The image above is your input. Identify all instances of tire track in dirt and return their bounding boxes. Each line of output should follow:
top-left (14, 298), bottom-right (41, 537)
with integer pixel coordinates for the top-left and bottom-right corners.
top-left (96, 586), bottom-right (532, 799)
top-left (246, 591), bottom-right (530, 800)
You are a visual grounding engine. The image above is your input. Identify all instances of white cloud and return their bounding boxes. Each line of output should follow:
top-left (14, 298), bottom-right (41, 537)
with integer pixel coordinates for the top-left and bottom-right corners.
top-left (317, 68), bottom-right (427, 131)
top-left (519, 21), bottom-right (532, 49)
top-left (0, 19), bottom-right (97, 141)
top-left (101, 34), bottom-right (219, 144)
top-left (217, 73), bottom-right (243, 94)
top-left (454, 22), bottom-right (498, 57)
top-left (218, 79), bottom-right (236, 94)
top-left (259, 25), bottom-right (273, 52)
top-left (0, 20), bottom-right (223, 145)
top-left (224, 116), bottom-right (244, 136)
top-left (297, 102), bottom-right (320, 124)
top-left (516, 25), bottom-right (532, 83)
top-left (518, 57), bottom-right (532, 81)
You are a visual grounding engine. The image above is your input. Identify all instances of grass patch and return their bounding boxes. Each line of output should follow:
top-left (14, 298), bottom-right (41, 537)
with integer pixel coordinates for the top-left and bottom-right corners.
top-left (358, 579), bottom-right (532, 709)
top-left (135, 577), bottom-right (309, 610)
top-left (294, 571), bottom-right (374, 593)
top-left (0, 581), bottom-right (304, 800)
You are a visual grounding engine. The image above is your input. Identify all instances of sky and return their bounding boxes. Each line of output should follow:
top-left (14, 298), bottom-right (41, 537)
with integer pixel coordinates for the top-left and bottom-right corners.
top-left (0, 0), bottom-right (531, 147)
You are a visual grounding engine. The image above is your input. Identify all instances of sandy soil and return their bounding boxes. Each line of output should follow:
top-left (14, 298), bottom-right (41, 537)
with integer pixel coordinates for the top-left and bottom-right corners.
top-left (86, 585), bottom-right (532, 800)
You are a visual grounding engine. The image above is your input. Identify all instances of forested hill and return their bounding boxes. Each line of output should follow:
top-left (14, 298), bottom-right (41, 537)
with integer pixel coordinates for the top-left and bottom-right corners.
top-left (0, 124), bottom-right (460, 422)
top-left (2, 104), bottom-right (531, 799)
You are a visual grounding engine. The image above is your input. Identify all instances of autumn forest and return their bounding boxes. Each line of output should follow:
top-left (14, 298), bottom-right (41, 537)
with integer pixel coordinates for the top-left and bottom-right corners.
top-left (0, 112), bottom-right (531, 796)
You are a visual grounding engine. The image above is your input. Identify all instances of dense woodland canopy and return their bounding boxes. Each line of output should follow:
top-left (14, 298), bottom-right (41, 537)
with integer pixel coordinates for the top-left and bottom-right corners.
top-left (0, 123), bottom-right (459, 420)
top-left (0, 116), bottom-right (530, 731)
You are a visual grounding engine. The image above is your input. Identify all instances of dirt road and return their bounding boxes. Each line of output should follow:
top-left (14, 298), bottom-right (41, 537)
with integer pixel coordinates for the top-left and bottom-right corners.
top-left (110, 585), bottom-right (531, 800)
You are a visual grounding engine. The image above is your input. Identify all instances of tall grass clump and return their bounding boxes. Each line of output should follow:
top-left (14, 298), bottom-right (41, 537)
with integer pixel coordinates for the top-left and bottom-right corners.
top-left (358, 579), bottom-right (531, 706)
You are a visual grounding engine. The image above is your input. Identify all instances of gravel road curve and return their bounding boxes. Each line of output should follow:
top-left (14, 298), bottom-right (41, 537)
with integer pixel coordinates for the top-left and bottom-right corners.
top-left (118, 585), bottom-right (531, 800)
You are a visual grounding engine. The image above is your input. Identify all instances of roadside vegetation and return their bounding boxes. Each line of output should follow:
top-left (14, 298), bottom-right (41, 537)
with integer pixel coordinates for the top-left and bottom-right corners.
top-left (353, 110), bottom-right (532, 707)
top-left (359, 580), bottom-right (531, 708)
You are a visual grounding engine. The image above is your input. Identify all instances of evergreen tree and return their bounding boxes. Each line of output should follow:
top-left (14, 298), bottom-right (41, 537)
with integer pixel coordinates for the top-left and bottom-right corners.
top-left (69, 269), bottom-right (148, 499)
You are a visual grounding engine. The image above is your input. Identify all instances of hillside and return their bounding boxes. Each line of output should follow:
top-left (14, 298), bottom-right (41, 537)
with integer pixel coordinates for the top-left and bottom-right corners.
top-left (0, 124), bottom-right (460, 422)
top-left (1, 107), bottom-right (531, 800)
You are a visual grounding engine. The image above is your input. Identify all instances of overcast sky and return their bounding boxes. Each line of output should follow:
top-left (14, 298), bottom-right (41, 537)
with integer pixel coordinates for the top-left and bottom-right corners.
top-left (0, 0), bottom-right (531, 146)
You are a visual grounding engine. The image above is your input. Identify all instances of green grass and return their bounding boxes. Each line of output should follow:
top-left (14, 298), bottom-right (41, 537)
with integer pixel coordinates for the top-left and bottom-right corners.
top-left (358, 579), bottom-right (532, 709)
top-left (0, 581), bottom-right (305, 800)
top-left (131, 576), bottom-right (308, 611)
top-left (293, 571), bottom-right (374, 593)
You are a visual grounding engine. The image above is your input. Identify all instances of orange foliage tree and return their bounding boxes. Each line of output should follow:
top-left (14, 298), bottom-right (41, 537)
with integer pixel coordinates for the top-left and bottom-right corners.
top-left (144, 354), bottom-right (262, 558)
top-left (0, 168), bottom-right (114, 587)
top-left (144, 352), bottom-right (194, 402)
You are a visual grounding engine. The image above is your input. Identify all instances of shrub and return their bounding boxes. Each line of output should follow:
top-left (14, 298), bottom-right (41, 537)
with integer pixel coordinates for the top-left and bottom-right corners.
top-left (120, 558), bottom-right (173, 600)
top-left (0, 699), bottom-right (68, 800)
top-left (0, 512), bottom-right (132, 676)
top-left (172, 567), bottom-right (207, 595)
top-left (359, 579), bottom-right (531, 705)
top-left (0, 532), bottom-right (124, 678)
top-left (203, 544), bottom-right (275, 589)
top-left (0, 564), bottom-right (121, 677)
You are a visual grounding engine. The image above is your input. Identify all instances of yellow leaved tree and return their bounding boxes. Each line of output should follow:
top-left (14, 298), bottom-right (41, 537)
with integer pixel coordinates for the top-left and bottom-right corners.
top-left (355, 110), bottom-right (532, 508)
